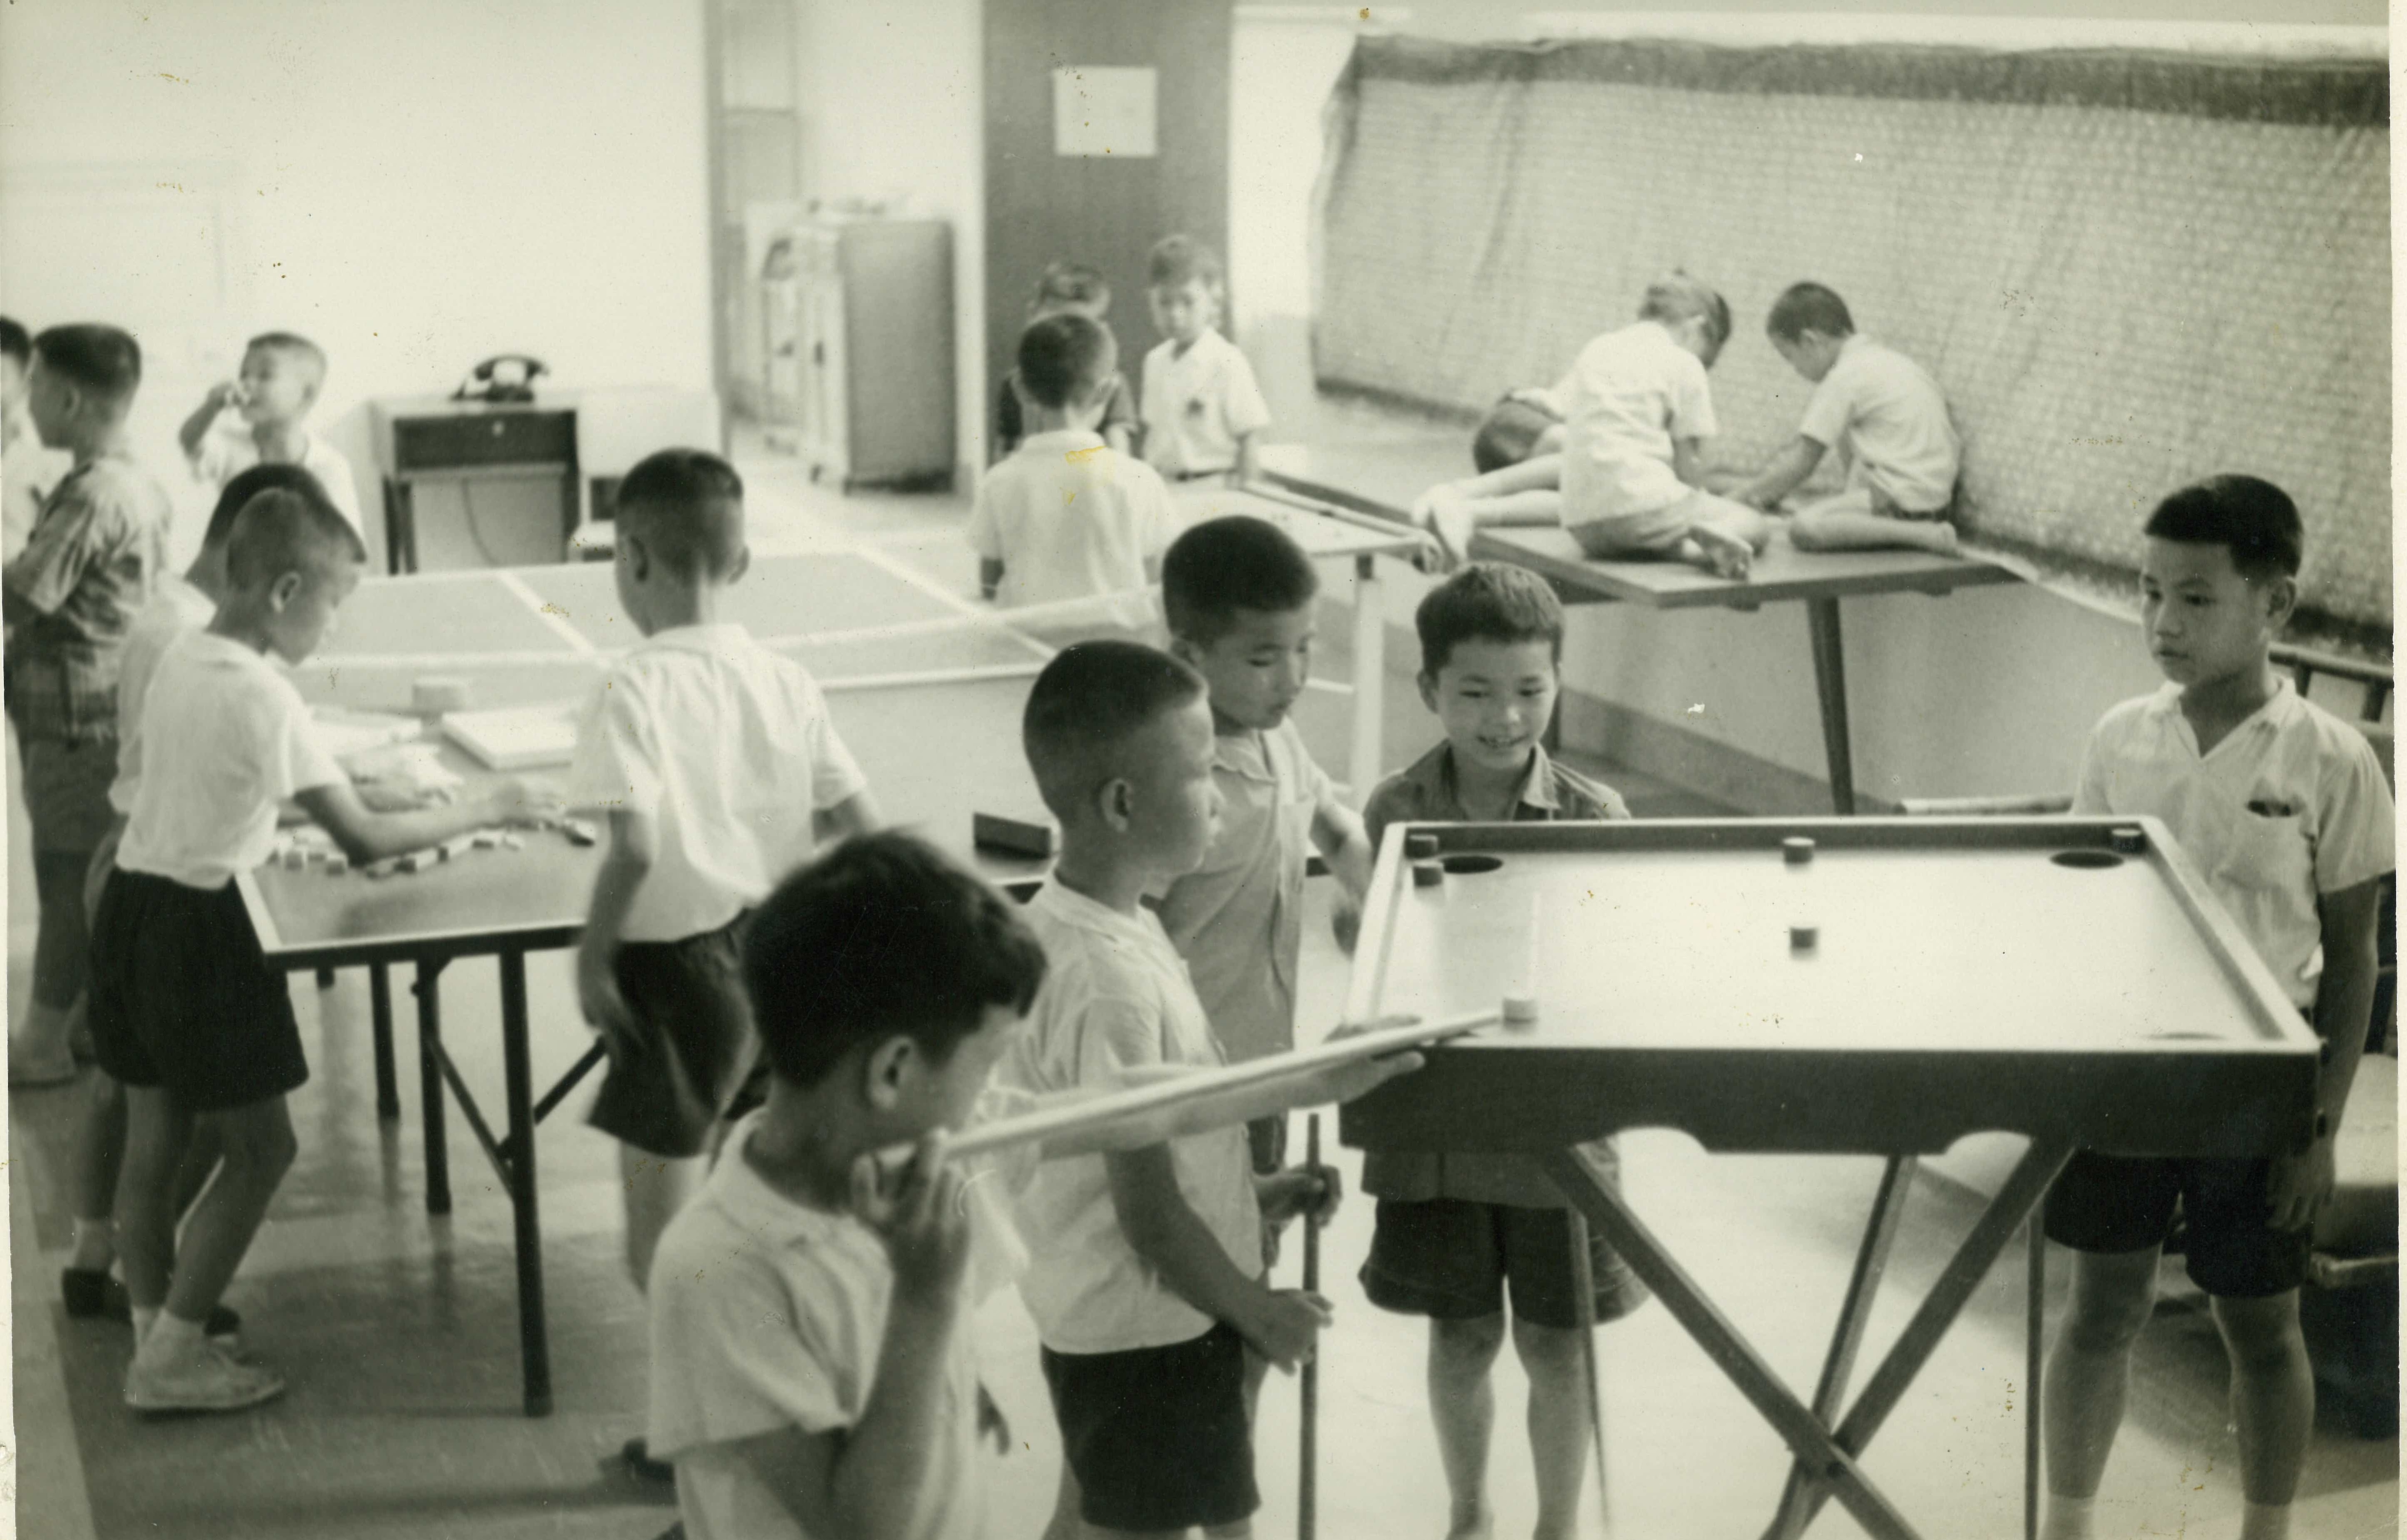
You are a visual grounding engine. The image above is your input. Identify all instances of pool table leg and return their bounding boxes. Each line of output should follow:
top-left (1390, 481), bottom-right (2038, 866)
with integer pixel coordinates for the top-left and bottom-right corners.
top-left (1805, 597), bottom-right (1857, 814)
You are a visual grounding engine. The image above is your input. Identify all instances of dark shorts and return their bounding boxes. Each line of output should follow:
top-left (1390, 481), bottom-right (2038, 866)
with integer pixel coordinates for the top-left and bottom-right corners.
top-left (586, 913), bottom-right (755, 1159)
top-left (88, 868), bottom-right (308, 1112)
top-left (1040, 1322), bottom-right (1257, 1532)
top-left (1363, 1196), bottom-right (1651, 1330)
top-left (19, 733), bottom-right (118, 854)
top-left (2045, 1150), bottom-right (2311, 1298)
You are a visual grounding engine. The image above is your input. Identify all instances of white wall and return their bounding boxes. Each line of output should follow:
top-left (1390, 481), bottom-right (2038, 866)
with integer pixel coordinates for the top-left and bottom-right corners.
top-left (794, 0), bottom-right (986, 479)
top-left (0, 0), bottom-right (714, 567)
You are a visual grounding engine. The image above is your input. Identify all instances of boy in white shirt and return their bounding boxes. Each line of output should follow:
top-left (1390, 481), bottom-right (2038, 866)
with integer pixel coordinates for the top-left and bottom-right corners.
top-left (969, 312), bottom-right (1176, 629)
top-left (178, 332), bottom-right (365, 534)
top-left (2040, 477), bottom-right (2392, 1540)
top-left (1408, 276), bottom-right (1769, 579)
top-left (60, 465), bottom-right (335, 1340)
top-left (94, 489), bottom-right (555, 1412)
top-left (647, 829), bottom-right (1417, 1540)
top-left (1720, 282), bottom-right (1962, 556)
top-left (566, 447), bottom-right (882, 1483)
top-left (1140, 236), bottom-right (1271, 486)
top-left (1009, 640), bottom-right (1347, 1540)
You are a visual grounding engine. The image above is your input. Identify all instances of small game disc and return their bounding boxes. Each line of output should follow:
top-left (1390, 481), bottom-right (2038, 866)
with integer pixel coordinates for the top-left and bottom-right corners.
top-left (1502, 993), bottom-right (1541, 1024)
top-left (1411, 860), bottom-right (1445, 888)
top-left (1405, 832), bottom-right (1441, 860)
top-left (411, 675), bottom-right (472, 715)
top-left (1789, 923), bottom-right (1819, 949)
top-left (2109, 826), bottom-right (2147, 854)
top-left (1782, 836), bottom-right (1816, 866)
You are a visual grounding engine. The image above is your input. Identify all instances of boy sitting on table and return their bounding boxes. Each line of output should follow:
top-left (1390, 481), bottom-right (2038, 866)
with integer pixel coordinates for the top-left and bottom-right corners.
top-left (96, 489), bottom-right (556, 1412)
top-left (566, 447), bottom-right (882, 1484)
top-left (644, 830), bottom-right (1416, 1540)
top-left (178, 331), bottom-right (365, 534)
top-left (1713, 283), bottom-right (1962, 557)
top-left (2040, 476), bottom-right (2392, 1540)
top-left (1008, 641), bottom-right (1356, 1540)
top-left (1357, 562), bottom-right (1650, 1540)
top-left (968, 310), bottom-right (1176, 629)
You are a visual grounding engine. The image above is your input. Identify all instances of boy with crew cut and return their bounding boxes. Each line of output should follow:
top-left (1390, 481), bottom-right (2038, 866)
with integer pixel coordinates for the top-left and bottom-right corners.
top-left (96, 489), bottom-right (556, 1411)
top-left (1009, 640), bottom-right (1359, 1540)
top-left (565, 447), bottom-right (882, 1483)
top-left (2039, 477), bottom-right (2392, 1540)
top-left (645, 829), bottom-right (1415, 1540)
top-left (995, 262), bottom-right (1140, 460)
top-left (179, 331), bottom-right (364, 532)
top-left (1157, 516), bottom-right (1376, 1181)
top-left (1357, 562), bottom-right (1649, 1540)
top-left (60, 464), bottom-right (338, 1339)
top-left (1140, 236), bottom-right (1270, 486)
top-left (969, 310), bottom-right (1176, 629)
top-left (1718, 282), bottom-right (1961, 556)
top-left (6, 323), bottom-right (172, 1086)
top-left (2, 314), bottom-right (70, 557)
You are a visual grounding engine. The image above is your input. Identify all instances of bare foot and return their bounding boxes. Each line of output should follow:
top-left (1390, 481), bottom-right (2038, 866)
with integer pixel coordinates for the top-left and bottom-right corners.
top-left (1918, 520), bottom-right (1961, 556)
top-left (1688, 524), bottom-right (1756, 581)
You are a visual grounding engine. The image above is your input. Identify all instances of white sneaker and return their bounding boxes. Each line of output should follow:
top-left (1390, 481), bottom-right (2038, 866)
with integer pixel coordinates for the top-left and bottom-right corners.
top-left (124, 1338), bottom-right (285, 1413)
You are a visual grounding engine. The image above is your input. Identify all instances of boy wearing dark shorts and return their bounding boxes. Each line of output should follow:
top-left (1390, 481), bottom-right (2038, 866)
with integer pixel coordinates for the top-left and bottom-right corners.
top-left (96, 489), bottom-right (553, 1412)
top-left (2039, 477), bottom-right (2392, 1540)
top-left (566, 449), bottom-right (880, 1480)
top-left (1357, 563), bottom-right (1649, 1540)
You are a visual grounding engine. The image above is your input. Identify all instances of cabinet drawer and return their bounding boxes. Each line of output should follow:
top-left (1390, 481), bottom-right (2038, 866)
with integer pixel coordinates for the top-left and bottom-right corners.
top-left (392, 411), bottom-right (575, 473)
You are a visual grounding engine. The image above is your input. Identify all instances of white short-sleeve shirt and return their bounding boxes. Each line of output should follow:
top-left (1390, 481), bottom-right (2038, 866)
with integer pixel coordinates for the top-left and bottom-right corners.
top-left (1140, 329), bottom-right (1272, 479)
top-left (1003, 879), bottom-right (1263, 1353)
top-left (1795, 336), bottom-right (1960, 515)
top-left (189, 420), bottom-right (365, 535)
top-left (966, 429), bottom-right (1176, 627)
top-left (563, 623), bottom-right (869, 942)
top-left (647, 1102), bottom-right (1032, 1540)
top-left (107, 573), bottom-right (220, 815)
top-left (115, 631), bottom-right (345, 890)
top-left (1559, 321), bottom-right (1718, 523)
top-left (2075, 679), bottom-right (2395, 1008)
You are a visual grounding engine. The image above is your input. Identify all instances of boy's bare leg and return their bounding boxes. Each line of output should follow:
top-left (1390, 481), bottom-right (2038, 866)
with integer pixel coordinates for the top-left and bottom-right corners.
top-left (1790, 506), bottom-right (1960, 556)
top-left (1042, 1461), bottom-right (1084, 1540)
top-left (1430, 1313), bottom-right (1507, 1540)
top-left (2039, 1245), bottom-right (2160, 1540)
top-left (1513, 1318), bottom-right (1592, 1540)
top-left (114, 1085), bottom-right (197, 1313)
top-left (158, 1096), bottom-right (296, 1325)
top-left (620, 1145), bottom-right (705, 1291)
top-left (1425, 489), bottom-right (1562, 569)
top-left (2211, 1290), bottom-right (2312, 1540)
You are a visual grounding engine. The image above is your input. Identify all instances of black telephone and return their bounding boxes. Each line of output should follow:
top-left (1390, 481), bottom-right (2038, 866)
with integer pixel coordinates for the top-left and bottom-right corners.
top-left (453, 354), bottom-right (549, 404)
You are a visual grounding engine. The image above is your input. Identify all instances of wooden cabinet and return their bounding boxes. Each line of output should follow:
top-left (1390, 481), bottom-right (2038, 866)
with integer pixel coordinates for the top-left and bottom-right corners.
top-left (769, 217), bottom-right (955, 489)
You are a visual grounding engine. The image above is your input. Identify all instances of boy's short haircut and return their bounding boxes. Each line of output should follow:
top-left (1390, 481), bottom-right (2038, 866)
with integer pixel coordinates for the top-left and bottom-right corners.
top-left (1765, 282), bottom-right (1855, 342)
top-left (1018, 313), bottom-right (1117, 412)
top-left (1033, 261), bottom-right (1111, 314)
top-left (1637, 273), bottom-right (1732, 352)
top-left (223, 487), bottom-right (369, 587)
top-left (1023, 640), bottom-right (1207, 820)
top-left (33, 324), bottom-right (142, 405)
top-left (742, 830), bottom-right (1047, 1088)
top-left (247, 331), bottom-right (329, 383)
top-left (615, 448), bottom-right (746, 580)
top-left (1416, 561), bottom-right (1566, 676)
top-left (204, 464), bottom-right (337, 552)
top-left (1161, 515), bottom-right (1319, 644)
top-left (1471, 396), bottom-right (1560, 474)
top-left (0, 317), bottom-right (29, 366)
top-left (1147, 234), bottom-right (1225, 294)
top-left (2143, 475), bottom-right (2304, 582)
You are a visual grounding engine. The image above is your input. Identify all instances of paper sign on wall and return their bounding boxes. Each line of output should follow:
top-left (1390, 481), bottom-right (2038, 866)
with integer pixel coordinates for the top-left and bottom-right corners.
top-left (1053, 66), bottom-right (1157, 158)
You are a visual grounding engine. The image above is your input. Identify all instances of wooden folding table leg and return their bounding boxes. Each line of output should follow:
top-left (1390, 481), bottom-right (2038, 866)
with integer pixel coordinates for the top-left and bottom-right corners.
top-left (1566, 1206), bottom-right (1610, 1531)
top-left (1804, 597), bottom-right (1857, 815)
top-left (1300, 1115), bottom-right (1321, 1540)
top-left (1349, 553), bottom-right (1385, 805)
top-left (1536, 1148), bottom-right (1921, 1540)
top-left (369, 963), bottom-right (400, 1120)
top-left (498, 948), bottom-right (552, 1417)
top-left (413, 959), bottom-right (451, 1215)
top-left (2026, 1212), bottom-right (2046, 1540)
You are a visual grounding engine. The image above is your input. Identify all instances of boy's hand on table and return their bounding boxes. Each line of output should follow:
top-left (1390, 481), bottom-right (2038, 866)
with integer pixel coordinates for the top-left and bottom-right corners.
top-left (1237, 1286), bottom-right (1332, 1373)
top-left (486, 778), bottom-right (564, 827)
top-left (852, 1136), bottom-right (972, 1305)
top-left (2267, 1137), bottom-right (2336, 1232)
top-left (1257, 1163), bottom-right (1342, 1228)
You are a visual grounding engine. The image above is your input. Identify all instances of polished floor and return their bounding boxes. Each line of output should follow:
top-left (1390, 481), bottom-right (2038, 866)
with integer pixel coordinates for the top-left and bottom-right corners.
top-left (10, 447), bottom-right (2396, 1539)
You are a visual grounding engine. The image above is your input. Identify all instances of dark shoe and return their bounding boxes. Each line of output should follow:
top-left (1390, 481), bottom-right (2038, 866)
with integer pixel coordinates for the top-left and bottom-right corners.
top-left (623, 1435), bottom-right (676, 1486)
top-left (654, 1527), bottom-right (686, 1540)
top-left (61, 1269), bottom-right (242, 1341)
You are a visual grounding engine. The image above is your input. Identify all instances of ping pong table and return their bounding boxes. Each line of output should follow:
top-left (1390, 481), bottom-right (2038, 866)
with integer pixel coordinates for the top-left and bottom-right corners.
top-left (1256, 436), bottom-right (2020, 815)
top-left (237, 486), bottom-right (1427, 1415)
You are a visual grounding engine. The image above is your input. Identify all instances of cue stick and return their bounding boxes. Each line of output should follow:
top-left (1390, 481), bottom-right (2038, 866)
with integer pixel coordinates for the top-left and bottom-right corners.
top-left (1301, 1113), bottom-right (1322, 1540)
top-left (1566, 1206), bottom-right (1611, 1530)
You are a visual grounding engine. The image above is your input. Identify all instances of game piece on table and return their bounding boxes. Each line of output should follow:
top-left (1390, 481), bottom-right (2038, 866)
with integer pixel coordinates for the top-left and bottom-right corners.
top-left (1789, 923), bottom-right (1819, 950)
top-left (1405, 832), bottom-right (1441, 860)
top-left (325, 854), bottom-right (350, 874)
top-left (398, 851), bottom-right (440, 874)
top-left (2109, 826), bottom-right (2147, 854)
top-left (1502, 994), bottom-right (1541, 1024)
top-left (1503, 890), bottom-right (1543, 1027)
top-left (280, 847), bottom-right (309, 870)
top-left (440, 834), bottom-right (478, 860)
top-left (972, 811), bottom-right (1056, 860)
top-left (1411, 860), bottom-right (1444, 889)
top-left (412, 676), bottom-right (472, 715)
top-left (500, 833), bottom-right (525, 851)
top-left (363, 857), bottom-right (401, 880)
top-left (470, 830), bottom-right (504, 850)
top-left (1782, 836), bottom-right (1816, 865)
top-left (560, 817), bottom-right (599, 847)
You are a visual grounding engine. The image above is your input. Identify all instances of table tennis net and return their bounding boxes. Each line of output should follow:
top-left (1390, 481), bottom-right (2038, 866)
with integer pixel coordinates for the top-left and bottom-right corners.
top-left (1310, 33), bottom-right (2390, 652)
